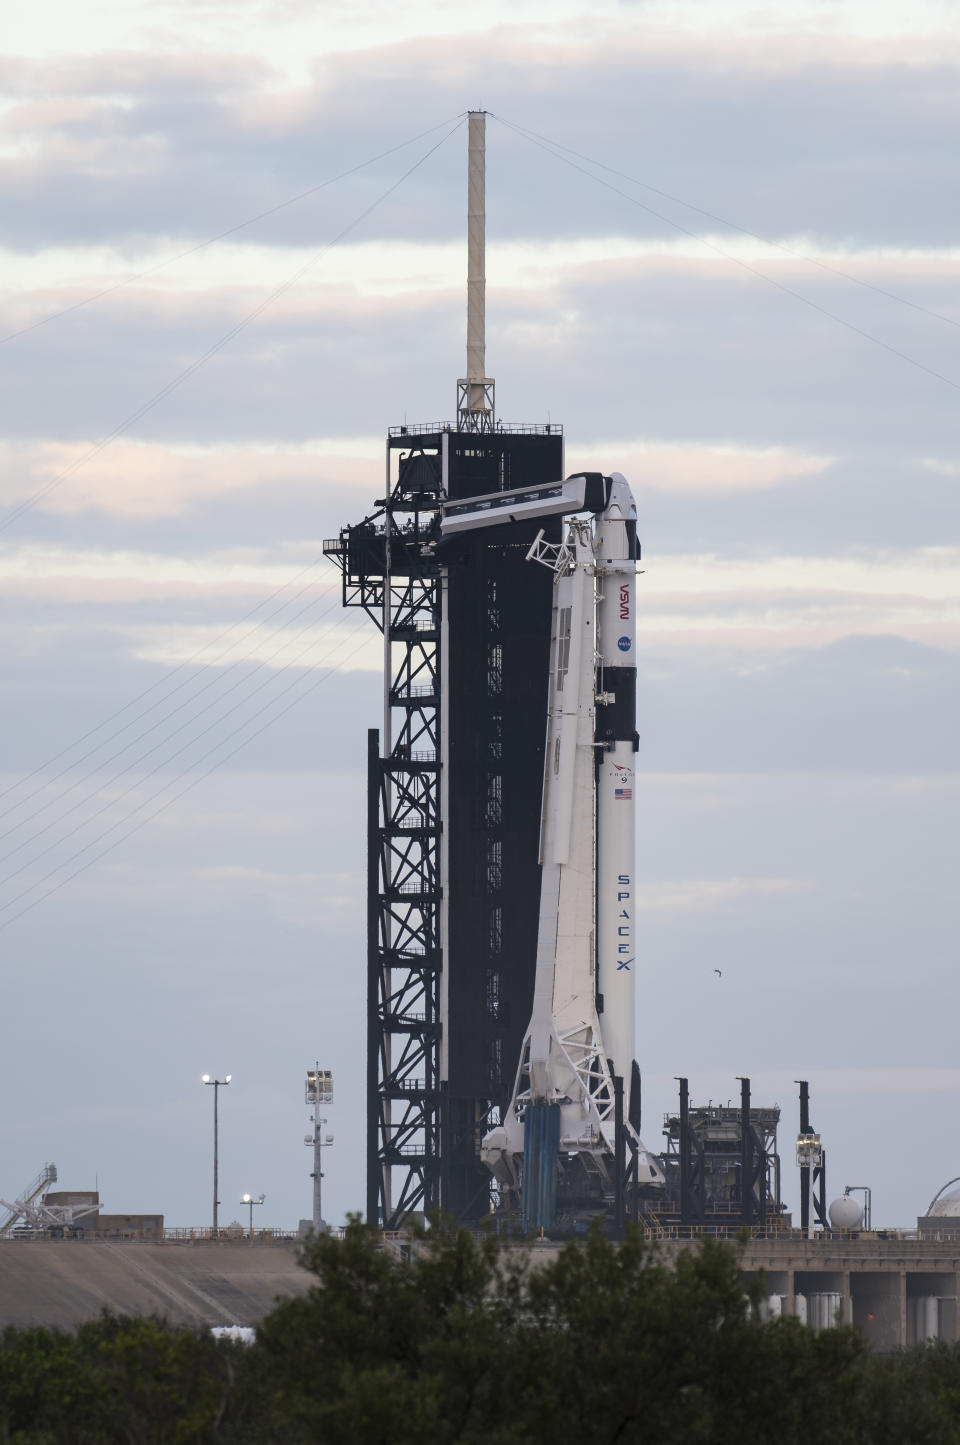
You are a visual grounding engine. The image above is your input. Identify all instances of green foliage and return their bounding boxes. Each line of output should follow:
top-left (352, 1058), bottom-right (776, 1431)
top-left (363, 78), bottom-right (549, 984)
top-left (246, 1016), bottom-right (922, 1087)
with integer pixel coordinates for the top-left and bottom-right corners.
top-left (6, 1224), bottom-right (960, 1443)
top-left (0, 1313), bottom-right (238, 1444)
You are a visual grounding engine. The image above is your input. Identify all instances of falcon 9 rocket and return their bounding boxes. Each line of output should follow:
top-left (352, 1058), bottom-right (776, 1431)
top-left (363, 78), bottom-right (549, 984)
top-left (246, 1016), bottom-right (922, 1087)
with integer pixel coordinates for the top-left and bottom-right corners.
top-left (444, 471), bottom-right (663, 1231)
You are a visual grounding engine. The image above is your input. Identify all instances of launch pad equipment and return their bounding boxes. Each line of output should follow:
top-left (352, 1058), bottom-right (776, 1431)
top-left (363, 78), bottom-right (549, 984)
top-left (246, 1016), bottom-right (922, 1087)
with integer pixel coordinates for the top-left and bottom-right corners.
top-left (0, 1163), bottom-right (99, 1238)
top-left (0, 1163), bottom-right (57, 1236)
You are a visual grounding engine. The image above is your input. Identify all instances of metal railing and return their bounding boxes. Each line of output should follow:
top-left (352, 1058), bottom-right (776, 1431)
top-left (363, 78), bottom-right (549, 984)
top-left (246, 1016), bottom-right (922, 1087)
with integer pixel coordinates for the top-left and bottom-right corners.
top-left (387, 421), bottom-right (561, 438)
top-left (161, 1227), bottom-right (301, 1243)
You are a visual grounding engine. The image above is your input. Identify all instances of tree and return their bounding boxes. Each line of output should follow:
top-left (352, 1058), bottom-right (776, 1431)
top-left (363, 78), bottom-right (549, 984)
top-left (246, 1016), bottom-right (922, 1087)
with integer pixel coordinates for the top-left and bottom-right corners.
top-left (235, 1218), bottom-right (871, 1444)
top-left (0, 1313), bottom-right (239, 1444)
top-left (5, 1223), bottom-right (960, 1443)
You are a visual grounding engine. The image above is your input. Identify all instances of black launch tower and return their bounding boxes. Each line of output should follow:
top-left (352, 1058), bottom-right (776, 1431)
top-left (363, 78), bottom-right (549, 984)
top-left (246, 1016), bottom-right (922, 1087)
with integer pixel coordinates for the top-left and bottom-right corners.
top-left (325, 418), bottom-right (562, 1225)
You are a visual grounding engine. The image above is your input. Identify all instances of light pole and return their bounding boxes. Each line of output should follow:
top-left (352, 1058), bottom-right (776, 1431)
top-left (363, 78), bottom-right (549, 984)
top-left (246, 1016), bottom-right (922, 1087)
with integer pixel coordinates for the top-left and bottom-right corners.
top-left (796, 1131), bottom-right (822, 1241)
top-left (305, 1066), bottom-right (333, 1231)
top-left (241, 1192), bottom-right (265, 1237)
top-left (202, 1074), bottom-right (231, 1235)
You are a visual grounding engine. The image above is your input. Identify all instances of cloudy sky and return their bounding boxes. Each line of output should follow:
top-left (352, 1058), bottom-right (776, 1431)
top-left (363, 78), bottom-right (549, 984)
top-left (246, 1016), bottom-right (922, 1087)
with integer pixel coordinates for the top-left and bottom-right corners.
top-left (0, 0), bottom-right (958, 1233)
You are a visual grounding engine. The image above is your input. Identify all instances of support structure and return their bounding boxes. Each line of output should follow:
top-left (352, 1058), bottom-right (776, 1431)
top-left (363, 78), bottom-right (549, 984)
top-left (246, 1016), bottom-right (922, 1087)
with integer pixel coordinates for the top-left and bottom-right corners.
top-left (457, 111), bottom-right (495, 431)
top-left (739, 1075), bottom-right (767, 1233)
top-left (676, 1076), bottom-right (705, 1227)
top-left (328, 428), bottom-right (561, 1227)
top-left (659, 1077), bottom-right (782, 1233)
top-left (797, 1079), bottom-right (828, 1236)
top-left (305, 1066), bottom-right (333, 1231)
top-left (328, 470), bottom-right (443, 1228)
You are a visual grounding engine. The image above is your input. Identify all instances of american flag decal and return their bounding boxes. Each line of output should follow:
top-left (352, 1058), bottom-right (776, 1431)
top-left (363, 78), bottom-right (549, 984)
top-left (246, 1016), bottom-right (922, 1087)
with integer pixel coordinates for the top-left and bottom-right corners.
top-left (615, 787), bottom-right (632, 800)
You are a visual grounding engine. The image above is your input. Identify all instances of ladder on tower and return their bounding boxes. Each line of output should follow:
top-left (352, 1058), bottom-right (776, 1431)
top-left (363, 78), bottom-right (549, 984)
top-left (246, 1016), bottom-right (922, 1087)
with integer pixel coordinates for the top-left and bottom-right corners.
top-left (0, 1162), bottom-right (58, 1237)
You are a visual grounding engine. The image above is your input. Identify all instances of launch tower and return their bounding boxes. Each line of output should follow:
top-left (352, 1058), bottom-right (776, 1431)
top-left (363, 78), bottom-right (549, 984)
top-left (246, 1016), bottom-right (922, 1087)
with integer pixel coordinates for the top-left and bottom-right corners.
top-left (325, 114), bottom-right (563, 1224)
top-left (326, 113), bottom-right (661, 1229)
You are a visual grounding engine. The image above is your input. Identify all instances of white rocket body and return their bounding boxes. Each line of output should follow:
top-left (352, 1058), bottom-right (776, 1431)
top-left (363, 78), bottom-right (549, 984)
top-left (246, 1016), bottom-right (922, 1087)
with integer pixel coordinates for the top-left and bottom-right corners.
top-left (524, 524), bottom-right (610, 1150)
top-left (595, 475), bottom-right (638, 1085)
top-left (481, 475), bottom-right (662, 1196)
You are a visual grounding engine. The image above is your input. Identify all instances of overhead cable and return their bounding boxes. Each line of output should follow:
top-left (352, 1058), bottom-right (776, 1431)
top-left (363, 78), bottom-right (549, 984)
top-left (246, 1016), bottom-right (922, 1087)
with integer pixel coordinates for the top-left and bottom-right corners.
top-left (0, 116), bottom-right (465, 535)
top-left (0, 588), bottom-right (349, 870)
top-left (0, 620), bottom-right (365, 929)
top-left (492, 114), bottom-right (960, 397)
top-left (0, 113), bottom-right (466, 347)
top-left (493, 113), bottom-right (960, 335)
top-left (0, 572), bottom-right (339, 827)
top-left (0, 553), bottom-right (328, 809)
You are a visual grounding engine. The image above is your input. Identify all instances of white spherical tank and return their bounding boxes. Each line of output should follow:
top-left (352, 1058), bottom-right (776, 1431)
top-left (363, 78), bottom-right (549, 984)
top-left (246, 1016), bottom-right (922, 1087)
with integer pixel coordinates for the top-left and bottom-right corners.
top-left (828, 1195), bottom-right (863, 1230)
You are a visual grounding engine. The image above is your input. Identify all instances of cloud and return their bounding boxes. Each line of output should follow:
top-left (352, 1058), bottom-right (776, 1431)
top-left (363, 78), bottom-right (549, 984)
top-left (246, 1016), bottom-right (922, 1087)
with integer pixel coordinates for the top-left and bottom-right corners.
top-left (100, 860), bottom-right (363, 926)
top-left (131, 615), bottom-right (379, 672)
top-left (0, 436), bottom-right (382, 519)
top-left (1, 21), bottom-right (960, 252)
top-left (636, 548), bottom-right (960, 649)
top-left (636, 875), bottom-right (812, 919)
top-left (635, 636), bottom-right (960, 771)
top-left (575, 440), bottom-right (832, 493)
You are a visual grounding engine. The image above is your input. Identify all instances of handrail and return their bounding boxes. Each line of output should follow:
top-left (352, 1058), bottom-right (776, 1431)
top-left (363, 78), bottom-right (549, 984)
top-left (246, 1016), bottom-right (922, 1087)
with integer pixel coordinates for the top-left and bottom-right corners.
top-left (0, 1163), bottom-right (58, 1237)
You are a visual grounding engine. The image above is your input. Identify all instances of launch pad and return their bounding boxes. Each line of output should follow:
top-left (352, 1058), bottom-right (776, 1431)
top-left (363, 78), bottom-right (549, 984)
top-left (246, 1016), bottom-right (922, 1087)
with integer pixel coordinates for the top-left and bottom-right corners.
top-left (325, 112), bottom-right (789, 1237)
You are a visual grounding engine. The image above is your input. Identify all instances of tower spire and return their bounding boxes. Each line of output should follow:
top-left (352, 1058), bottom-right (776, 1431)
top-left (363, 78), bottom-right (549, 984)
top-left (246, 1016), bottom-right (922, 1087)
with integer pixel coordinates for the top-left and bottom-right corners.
top-left (457, 110), bottom-right (495, 431)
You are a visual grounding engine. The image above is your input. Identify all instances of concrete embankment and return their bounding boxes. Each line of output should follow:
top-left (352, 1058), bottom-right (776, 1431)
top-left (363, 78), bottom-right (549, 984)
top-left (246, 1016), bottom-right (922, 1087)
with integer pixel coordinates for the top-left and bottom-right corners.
top-left (0, 1240), bottom-right (312, 1330)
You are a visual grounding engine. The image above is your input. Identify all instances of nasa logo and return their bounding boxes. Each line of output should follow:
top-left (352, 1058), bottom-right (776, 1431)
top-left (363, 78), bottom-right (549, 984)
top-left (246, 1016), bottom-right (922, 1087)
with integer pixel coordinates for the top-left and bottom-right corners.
top-left (617, 636), bottom-right (630, 652)
top-left (619, 583), bottom-right (630, 619)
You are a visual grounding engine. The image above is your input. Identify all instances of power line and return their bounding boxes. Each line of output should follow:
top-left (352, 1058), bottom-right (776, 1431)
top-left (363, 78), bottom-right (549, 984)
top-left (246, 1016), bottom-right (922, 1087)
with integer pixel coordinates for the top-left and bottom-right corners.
top-left (0, 609), bottom-right (364, 900)
top-left (0, 113), bottom-right (466, 347)
top-left (0, 589), bottom-right (350, 874)
top-left (0, 116), bottom-right (465, 535)
top-left (492, 114), bottom-right (960, 398)
top-left (0, 553), bottom-right (328, 809)
top-left (493, 114), bottom-right (960, 335)
top-left (0, 116), bottom-right (463, 931)
top-left (0, 625), bottom-right (363, 934)
top-left (0, 571), bottom-right (338, 826)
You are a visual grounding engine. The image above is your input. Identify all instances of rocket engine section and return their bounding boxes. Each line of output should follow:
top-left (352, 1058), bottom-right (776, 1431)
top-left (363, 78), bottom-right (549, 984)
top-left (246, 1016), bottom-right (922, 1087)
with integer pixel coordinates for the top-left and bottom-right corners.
top-left (454, 472), bottom-right (662, 1231)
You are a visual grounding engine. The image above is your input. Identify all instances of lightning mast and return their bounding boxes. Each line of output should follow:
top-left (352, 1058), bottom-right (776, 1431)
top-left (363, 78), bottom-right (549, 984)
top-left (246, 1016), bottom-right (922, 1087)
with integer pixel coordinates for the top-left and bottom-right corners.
top-left (458, 112), bottom-right (495, 431)
top-left (326, 111), bottom-right (563, 1227)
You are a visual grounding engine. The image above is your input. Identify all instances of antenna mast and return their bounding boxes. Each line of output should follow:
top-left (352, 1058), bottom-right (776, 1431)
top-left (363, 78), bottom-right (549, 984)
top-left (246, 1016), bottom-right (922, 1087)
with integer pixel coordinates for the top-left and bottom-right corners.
top-left (457, 110), bottom-right (495, 431)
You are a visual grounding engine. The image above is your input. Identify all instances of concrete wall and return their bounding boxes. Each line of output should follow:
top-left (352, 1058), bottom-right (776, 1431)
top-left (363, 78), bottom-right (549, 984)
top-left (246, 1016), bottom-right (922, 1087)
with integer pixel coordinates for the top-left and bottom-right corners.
top-left (729, 1237), bottom-right (960, 1351)
top-left (0, 1239), bottom-right (312, 1330)
top-left (5, 1230), bottom-right (960, 1347)
top-left (94, 1214), bottom-right (164, 1240)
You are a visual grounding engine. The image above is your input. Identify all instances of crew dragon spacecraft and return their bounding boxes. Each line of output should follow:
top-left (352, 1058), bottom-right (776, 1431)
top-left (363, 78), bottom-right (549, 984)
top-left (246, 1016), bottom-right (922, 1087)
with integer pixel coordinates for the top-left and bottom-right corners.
top-left (441, 472), bottom-right (664, 1231)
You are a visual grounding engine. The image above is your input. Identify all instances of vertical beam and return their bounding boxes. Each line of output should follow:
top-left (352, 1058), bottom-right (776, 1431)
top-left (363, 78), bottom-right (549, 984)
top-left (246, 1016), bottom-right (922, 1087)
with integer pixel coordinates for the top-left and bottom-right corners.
top-left (212, 1084), bottom-right (219, 1236)
top-left (815, 1149), bottom-right (827, 1228)
top-left (740, 1076), bottom-right (752, 1228)
top-left (798, 1079), bottom-right (810, 1236)
top-left (842, 1270), bottom-right (853, 1326)
top-left (366, 727), bottom-right (381, 1226)
top-left (613, 1070), bottom-right (625, 1239)
top-left (467, 111), bottom-right (485, 389)
top-left (678, 1076), bottom-right (691, 1227)
top-left (458, 112), bottom-right (494, 429)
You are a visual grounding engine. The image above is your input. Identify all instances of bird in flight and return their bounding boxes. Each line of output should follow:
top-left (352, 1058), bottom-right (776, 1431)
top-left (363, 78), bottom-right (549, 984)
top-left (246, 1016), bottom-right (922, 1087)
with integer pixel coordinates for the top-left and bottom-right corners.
top-left (714, 968), bottom-right (722, 978)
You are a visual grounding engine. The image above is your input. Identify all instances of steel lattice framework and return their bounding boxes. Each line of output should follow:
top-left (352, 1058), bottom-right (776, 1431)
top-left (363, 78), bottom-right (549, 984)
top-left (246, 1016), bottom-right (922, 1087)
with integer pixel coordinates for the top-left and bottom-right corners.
top-left (326, 462), bottom-right (443, 1227)
top-left (326, 423), bottom-right (562, 1226)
